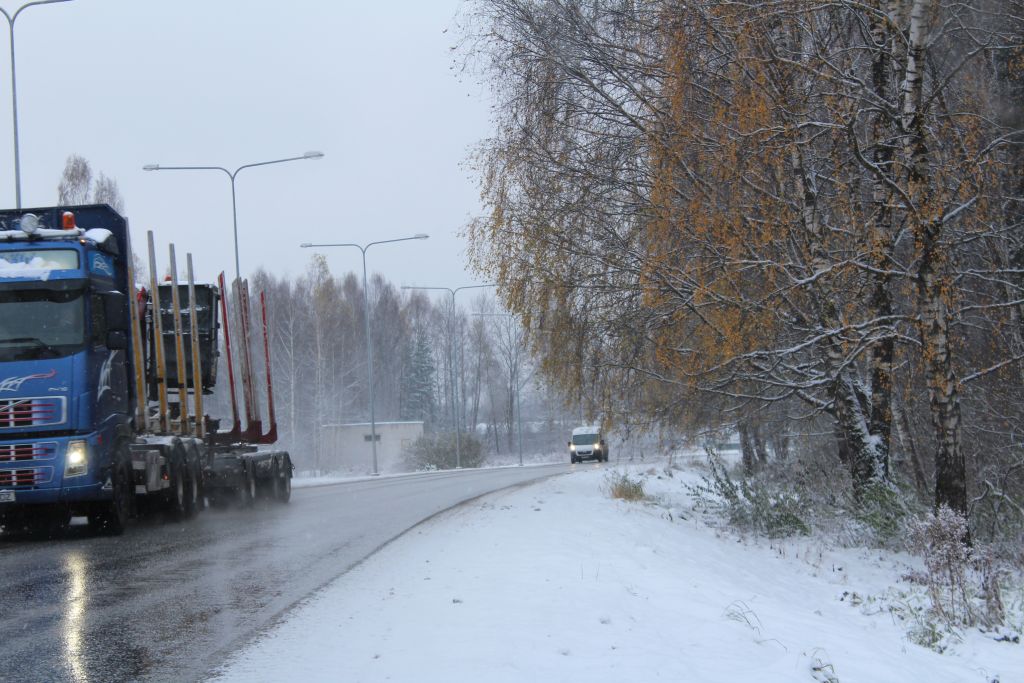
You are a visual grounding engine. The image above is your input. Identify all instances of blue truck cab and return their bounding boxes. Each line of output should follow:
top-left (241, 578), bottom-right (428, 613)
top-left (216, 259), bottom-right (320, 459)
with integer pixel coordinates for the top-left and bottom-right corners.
top-left (0, 205), bottom-right (134, 530)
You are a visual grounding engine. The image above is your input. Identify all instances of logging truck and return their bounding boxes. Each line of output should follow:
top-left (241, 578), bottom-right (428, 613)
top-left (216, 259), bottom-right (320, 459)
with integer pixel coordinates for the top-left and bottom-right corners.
top-left (0, 204), bottom-right (291, 537)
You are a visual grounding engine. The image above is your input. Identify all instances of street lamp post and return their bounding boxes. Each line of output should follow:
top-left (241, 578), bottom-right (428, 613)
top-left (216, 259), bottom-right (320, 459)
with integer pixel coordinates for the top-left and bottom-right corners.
top-left (302, 235), bottom-right (429, 475)
top-left (401, 284), bottom-right (494, 469)
top-left (1, 0), bottom-right (73, 208)
top-left (143, 151), bottom-right (324, 283)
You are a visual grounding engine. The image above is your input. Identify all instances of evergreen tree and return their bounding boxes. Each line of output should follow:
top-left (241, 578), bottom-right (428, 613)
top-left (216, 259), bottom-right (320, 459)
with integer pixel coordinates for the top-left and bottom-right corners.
top-left (401, 333), bottom-right (436, 424)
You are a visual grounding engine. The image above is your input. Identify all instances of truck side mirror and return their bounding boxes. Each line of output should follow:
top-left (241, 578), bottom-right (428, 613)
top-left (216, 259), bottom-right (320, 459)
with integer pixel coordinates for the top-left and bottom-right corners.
top-left (103, 292), bottom-right (129, 332)
top-left (567, 441), bottom-right (572, 447)
top-left (106, 330), bottom-right (128, 350)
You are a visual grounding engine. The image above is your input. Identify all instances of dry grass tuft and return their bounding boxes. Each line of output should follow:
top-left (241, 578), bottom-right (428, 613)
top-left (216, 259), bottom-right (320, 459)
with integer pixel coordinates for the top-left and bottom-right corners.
top-left (607, 472), bottom-right (647, 501)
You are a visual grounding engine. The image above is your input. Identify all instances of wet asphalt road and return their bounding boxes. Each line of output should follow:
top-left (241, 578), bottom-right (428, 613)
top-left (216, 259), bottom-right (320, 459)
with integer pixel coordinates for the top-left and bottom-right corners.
top-left (0, 463), bottom-right (569, 682)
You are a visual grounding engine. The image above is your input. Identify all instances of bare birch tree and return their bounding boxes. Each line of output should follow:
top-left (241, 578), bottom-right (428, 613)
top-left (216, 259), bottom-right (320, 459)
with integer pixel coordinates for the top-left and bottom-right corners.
top-left (57, 154), bottom-right (92, 205)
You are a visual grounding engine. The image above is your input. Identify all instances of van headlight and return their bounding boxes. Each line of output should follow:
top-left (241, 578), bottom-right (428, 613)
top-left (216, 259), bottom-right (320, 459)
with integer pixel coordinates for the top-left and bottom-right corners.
top-left (65, 440), bottom-right (89, 477)
top-left (570, 444), bottom-right (576, 451)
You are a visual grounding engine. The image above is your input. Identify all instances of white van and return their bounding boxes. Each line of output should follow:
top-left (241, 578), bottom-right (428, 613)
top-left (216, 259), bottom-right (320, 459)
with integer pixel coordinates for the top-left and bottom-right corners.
top-left (569, 426), bottom-right (609, 463)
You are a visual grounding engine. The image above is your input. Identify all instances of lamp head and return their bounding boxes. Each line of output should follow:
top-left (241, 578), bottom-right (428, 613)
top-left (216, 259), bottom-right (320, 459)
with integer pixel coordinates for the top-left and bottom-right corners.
top-left (142, 164), bottom-right (160, 171)
top-left (20, 213), bottom-right (40, 235)
top-left (299, 243), bottom-right (313, 248)
top-left (414, 233), bottom-right (429, 240)
top-left (303, 151), bottom-right (324, 160)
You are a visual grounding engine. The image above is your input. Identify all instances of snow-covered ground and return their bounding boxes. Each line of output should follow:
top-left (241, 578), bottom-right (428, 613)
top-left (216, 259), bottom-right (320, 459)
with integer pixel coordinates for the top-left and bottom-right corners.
top-left (213, 455), bottom-right (1022, 683)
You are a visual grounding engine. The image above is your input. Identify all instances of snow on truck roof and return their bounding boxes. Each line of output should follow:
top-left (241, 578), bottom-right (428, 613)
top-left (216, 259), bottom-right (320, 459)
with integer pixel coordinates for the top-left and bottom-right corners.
top-left (572, 426), bottom-right (601, 436)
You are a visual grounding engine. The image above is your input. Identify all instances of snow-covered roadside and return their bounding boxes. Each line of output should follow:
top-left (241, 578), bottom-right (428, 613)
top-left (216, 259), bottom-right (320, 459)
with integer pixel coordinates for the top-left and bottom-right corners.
top-left (212, 457), bottom-right (1022, 683)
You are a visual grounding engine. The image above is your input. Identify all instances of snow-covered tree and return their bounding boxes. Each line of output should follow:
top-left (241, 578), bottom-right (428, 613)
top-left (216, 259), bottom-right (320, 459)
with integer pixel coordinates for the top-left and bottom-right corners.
top-left (400, 333), bottom-right (435, 424)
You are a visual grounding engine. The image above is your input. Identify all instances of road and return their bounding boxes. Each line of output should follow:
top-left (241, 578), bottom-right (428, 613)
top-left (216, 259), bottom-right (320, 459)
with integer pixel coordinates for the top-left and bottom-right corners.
top-left (0, 463), bottom-right (569, 682)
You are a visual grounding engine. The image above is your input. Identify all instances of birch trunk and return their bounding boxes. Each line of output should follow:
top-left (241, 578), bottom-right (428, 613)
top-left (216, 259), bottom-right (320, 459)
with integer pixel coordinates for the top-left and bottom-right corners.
top-left (917, 225), bottom-right (968, 514)
top-left (738, 420), bottom-right (756, 476)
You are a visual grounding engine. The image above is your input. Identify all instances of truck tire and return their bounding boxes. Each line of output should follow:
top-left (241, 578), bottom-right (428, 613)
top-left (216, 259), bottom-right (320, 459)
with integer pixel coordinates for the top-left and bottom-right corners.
top-left (266, 460), bottom-right (281, 500)
top-left (238, 462), bottom-right (256, 507)
top-left (181, 443), bottom-right (203, 517)
top-left (182, 460), bottom-right (200, 518)
top-left (89, 442), bottom-right (132, 535)
top-left (166, 456), bottom-right (188, 520)
top-left (276, 457), bottom-right (292, 504)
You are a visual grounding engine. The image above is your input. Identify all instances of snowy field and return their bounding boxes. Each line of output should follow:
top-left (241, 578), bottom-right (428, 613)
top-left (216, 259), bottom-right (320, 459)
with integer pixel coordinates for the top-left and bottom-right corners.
top-left (213, 455), bottom-right (1022, 683)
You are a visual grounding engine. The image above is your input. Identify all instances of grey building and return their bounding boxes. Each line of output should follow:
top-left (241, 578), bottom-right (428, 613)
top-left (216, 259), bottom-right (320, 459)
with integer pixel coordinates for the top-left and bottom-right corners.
top-left (321, 421), bottom-right (424, 474)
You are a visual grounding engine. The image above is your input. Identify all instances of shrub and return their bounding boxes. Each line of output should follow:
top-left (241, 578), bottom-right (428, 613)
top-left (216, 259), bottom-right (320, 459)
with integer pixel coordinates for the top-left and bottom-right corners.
top-left (853, 482), bottom-right (909, 544)
top-left (405, 432), bottom-right (484, 471)
top-left (907, 506), bottom-right (974, 626)
top-left (688, 450), bottom-right (809, 538)
top-left (906, 505), bottom-right (1008, 633)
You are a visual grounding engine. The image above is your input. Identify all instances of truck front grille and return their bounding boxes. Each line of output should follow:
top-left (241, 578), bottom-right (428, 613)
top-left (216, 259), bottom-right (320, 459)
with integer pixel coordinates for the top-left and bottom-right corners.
top-left (0, 443), bottom-right (57, 488)
top-left (0, 442), bottom-right (58, 462)
top-left (0, 466), bottom-right (54, 487)
top-left (0, 397), bottom-right (66, 429)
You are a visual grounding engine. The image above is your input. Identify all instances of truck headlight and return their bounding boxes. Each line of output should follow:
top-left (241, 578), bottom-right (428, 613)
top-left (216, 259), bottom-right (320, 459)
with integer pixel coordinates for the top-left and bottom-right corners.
top-left (593, 443), bottom-right (601, 451)
top-left (65, 440), bottom-right (89, 478)
top-left (570, 444), bottom-right (576, 451)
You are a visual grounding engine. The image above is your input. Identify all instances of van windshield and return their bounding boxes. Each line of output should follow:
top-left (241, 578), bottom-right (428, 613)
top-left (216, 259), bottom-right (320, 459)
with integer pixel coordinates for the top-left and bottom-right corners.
top-left (572, 434), bottom-right (599, 445)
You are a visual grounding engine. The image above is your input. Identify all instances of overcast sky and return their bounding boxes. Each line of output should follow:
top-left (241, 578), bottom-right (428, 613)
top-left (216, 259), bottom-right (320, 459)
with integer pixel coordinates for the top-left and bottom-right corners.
top-left (0, 0), bottom-right (492, 295)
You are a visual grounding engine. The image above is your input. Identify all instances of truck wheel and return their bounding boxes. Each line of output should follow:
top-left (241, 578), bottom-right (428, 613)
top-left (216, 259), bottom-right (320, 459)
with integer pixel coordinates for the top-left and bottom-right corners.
top-left (267, 460), bottom-right (282, 500)
top-left (238, 462), bottom-right (256, 507)
top-left (167, 458), bottom-right (188, 520)
top-left (276, 459), bottom-right (292, 504)
top-left (247, 464), bottom-right (257, 504)
top-left (90, 444), bottom-right (132, 535)
top-left (182, 461), bottom-right (200, 518)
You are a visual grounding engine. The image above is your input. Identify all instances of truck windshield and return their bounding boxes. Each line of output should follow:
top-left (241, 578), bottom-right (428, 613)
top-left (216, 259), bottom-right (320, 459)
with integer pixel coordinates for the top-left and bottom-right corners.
top-left (0, 287), bottom-right (87, 360)
top-left (0, 248), bottom-right (79, 273)
top-left (572, 434), bottom-right (599, 445)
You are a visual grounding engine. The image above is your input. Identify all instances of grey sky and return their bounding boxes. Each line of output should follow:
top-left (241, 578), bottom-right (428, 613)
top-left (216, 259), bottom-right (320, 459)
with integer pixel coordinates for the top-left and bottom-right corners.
top-left (0, 0), bottom-right (491, 292)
